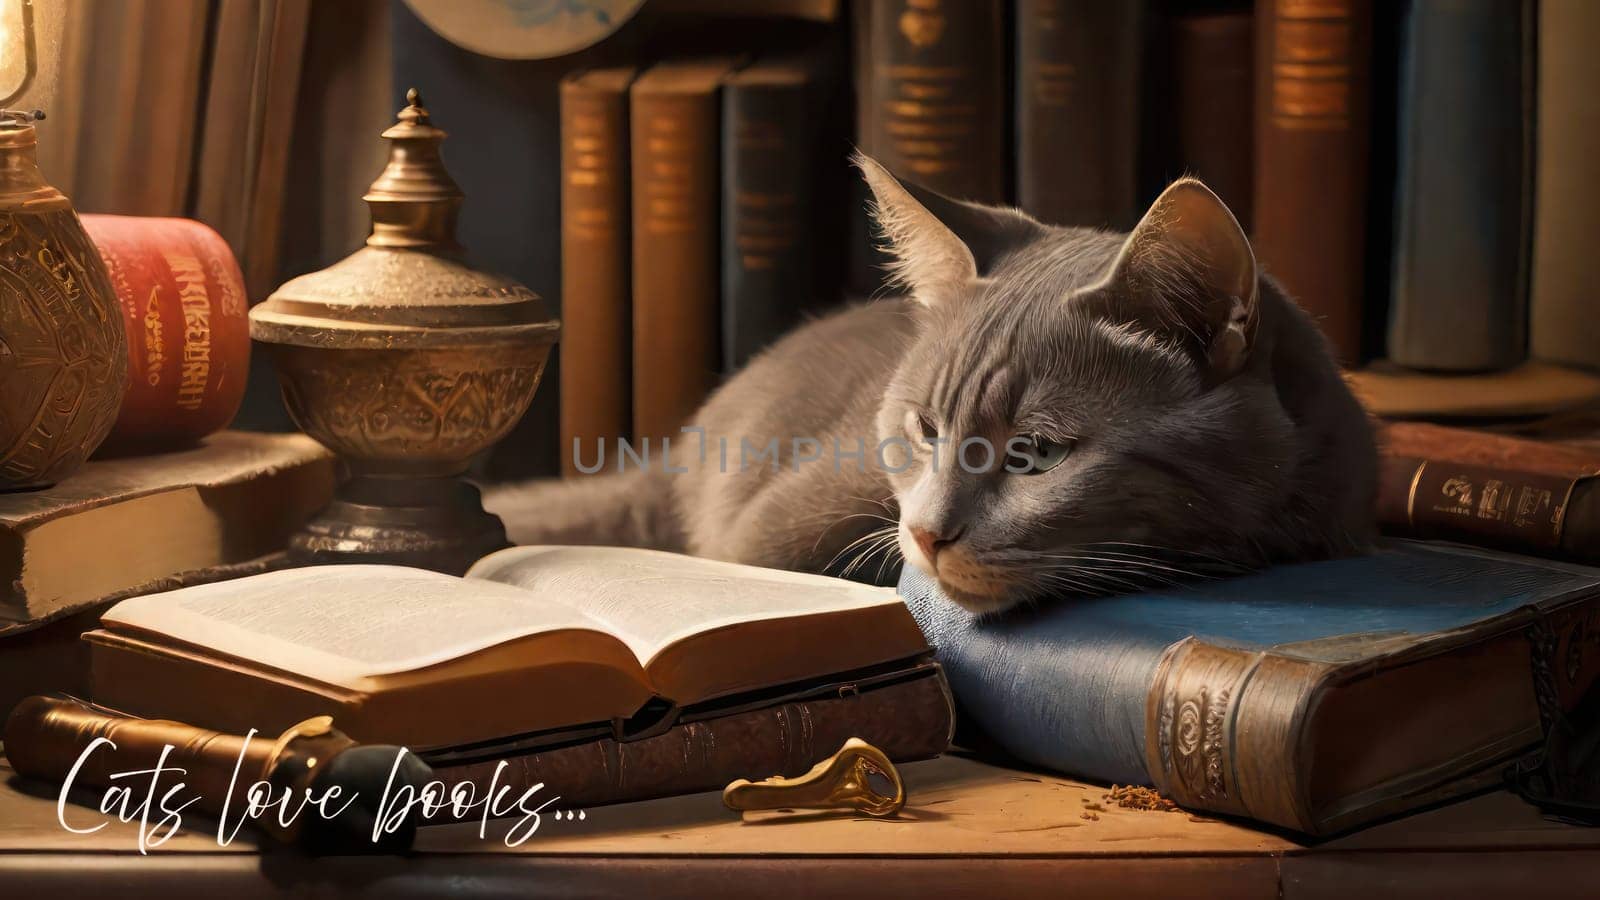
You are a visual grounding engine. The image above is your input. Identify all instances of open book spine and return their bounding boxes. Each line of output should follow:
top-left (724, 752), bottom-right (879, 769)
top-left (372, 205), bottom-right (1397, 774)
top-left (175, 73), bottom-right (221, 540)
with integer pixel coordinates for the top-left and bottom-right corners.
top-left (431, 667), bottom-right (954, 809)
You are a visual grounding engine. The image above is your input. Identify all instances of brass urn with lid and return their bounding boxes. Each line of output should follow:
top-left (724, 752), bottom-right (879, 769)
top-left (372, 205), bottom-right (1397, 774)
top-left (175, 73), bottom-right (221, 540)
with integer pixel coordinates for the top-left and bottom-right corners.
top-left (251, 90), bottom-right (559, 573)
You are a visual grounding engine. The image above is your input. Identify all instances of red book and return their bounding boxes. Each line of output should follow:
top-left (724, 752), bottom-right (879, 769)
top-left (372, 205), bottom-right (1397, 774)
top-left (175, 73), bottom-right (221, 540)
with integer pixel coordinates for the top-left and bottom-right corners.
top-left (81, 215), bottom-right (250, 450)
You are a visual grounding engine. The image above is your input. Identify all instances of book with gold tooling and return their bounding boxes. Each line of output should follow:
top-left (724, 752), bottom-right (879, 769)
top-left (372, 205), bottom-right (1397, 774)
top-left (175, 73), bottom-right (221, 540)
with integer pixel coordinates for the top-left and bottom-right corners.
top-left (904, 542), bottom-right (1600, 836)
top-left (1252, 0), bottom-right (1371, 364)
top-left (630, 59), bottom-right (737, 442)
top-left (83, 547), bottom-right (950, 773)
top-left (559, 67), bottom-right (636, 477)
top-left (1377, 422), bottom-right (1600, 565)
top-left (81, 215), bottom-right (250, 451)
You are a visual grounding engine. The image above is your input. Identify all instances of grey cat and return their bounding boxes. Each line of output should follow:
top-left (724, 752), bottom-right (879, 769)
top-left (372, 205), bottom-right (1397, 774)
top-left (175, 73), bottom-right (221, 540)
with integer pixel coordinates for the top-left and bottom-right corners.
top-left (489, 155), bottom-right (1376, 612)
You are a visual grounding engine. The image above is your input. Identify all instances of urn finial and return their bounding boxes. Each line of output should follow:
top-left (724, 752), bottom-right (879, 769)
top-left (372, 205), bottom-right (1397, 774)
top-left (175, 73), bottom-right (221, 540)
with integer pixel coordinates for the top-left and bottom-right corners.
top-left (365, 86), bottom-right (462, 249)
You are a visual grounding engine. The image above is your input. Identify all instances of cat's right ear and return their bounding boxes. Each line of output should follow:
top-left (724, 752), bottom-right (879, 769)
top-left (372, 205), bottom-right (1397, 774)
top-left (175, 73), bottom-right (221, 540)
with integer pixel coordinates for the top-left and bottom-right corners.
top-left (1096, 178), bottom-right (1259, 383)
top-left (855, 152), bottom-right (1041, 308)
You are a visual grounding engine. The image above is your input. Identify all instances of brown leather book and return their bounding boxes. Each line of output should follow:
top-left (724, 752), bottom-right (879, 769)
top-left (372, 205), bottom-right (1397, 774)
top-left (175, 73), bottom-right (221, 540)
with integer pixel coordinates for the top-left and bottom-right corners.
top-left (1378, 422), bottom-right (1600, 565)
top-left (858, 0), bottom-right (1006, 202)
top-left (559, 68), bottom-right (637, 476)
top-left (1171, 11), bottom-right (1254, 231)
top-left (630, 59), bottom-right (737, 444)
top-left (81, 546), bottom-right (933, 750)
top-left (427, 663), bottom-right (954, 810)
top-left (0, 432), bottom-right (334, 632)
top-left (1015, 0), bottom-right (1143, 228)
top-left (1252, 0), bottom-right (1371, 365)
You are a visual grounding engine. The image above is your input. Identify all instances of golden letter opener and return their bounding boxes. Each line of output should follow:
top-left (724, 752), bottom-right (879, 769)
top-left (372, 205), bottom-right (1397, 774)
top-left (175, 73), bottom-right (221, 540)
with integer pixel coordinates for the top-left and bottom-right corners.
top-left (722, 737), bottom-right (906, 817)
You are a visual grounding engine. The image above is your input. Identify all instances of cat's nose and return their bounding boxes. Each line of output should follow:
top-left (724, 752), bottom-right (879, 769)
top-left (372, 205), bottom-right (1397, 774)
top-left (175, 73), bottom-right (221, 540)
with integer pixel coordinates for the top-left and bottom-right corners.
top-left (911, 526), bottom-right (963, 563)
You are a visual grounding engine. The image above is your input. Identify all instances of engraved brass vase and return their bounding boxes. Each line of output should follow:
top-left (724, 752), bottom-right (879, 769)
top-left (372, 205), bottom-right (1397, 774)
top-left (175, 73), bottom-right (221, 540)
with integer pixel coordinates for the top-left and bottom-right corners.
top-left (0, 110), bottom-right (128, 490)
top-left (250, 90), bottom-right (558, 573)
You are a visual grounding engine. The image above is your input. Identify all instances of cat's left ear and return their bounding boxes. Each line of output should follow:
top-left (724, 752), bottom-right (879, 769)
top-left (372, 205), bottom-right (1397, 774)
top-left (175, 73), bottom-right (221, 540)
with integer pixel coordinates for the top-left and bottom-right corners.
top-left (1099, 178), bottom-right (1258, 381)
top-left (856, 152), bottom-right (1043, 308)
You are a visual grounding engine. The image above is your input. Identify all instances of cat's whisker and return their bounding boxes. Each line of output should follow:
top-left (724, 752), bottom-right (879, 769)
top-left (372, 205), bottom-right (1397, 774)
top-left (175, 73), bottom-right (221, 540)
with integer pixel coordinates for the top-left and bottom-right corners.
top-left (832, 526), bottom-right (900, 579)
top-left (1043, 565), bottom-right (1150, 593)
top-left (845, 535), bottom-right (899, 581)
top-left (1077, 541), bottom-right (1246, 570)
top-left (810, 511), bottom-right (897, 553)
top-left (827, 525), bottom-right (897, 570)
top-left (845, 493), bottom-right (898, 513)
top-left (1033, 544), bottom-right (1235, 576)
top-left (1019, 556), bottom-right (1195, 593)
top-left (1027, 552), bottom-right (1206, 582)
top-left (1028, 570), bottom-right (1105, 597)
top-left (877, 541), bottom-right (905, 584)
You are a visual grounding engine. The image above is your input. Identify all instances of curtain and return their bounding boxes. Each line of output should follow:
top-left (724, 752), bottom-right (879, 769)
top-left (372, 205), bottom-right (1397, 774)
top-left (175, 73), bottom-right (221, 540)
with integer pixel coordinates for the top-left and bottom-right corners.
top-left (23, 0), bottom-right (390, 301)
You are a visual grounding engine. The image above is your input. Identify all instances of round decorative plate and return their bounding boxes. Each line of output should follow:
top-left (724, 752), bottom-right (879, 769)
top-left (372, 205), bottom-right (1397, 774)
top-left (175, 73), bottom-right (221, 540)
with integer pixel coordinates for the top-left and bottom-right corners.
top-left (402, 0), bottom-right (647, 60)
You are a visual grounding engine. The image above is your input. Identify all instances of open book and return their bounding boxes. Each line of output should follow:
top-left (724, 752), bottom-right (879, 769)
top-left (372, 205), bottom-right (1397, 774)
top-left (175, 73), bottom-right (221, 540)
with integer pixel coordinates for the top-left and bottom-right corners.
top-left (85, 547), bottom-right (929, 749)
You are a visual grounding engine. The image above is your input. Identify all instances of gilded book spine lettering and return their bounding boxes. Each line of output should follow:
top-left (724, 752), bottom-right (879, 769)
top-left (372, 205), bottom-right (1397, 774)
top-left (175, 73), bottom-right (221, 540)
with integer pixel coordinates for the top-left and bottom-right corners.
top-left (863, 0), bottom-right (1005, 202)
top-left (722, 75), bottom-right (808, 370)
top-left (1252, 0), bottom-right (1369, 364)
top-left (82, 215), bottom-right (249, 452)
top-left (559, 71), bottom-right (634, 476)
top-left (1376, 423), bottom-right (1600, 564)
top-left (630, 68), bottom-right (726, 443)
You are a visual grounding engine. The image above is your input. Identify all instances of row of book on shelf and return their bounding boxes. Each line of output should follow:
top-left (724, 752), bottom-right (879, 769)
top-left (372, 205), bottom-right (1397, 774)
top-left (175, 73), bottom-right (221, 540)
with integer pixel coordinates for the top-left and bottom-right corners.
top-left (855, 0), bottom-right (1595, 374)
top-left (557, 0), bottom-right (1600, 474)
top-left (557, 47), bottom-right (845, 474)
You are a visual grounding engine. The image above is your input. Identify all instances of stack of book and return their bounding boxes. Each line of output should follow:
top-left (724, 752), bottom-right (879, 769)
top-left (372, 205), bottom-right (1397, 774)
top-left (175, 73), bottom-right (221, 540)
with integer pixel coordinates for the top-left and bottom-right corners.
top-left (66, 546), bottom-right (955, 810)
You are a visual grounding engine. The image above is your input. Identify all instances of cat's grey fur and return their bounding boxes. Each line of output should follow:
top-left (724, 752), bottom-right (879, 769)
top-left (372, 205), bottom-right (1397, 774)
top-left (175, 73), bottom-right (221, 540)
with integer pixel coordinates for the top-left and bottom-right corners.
top-left (489, 155), bottom-right (1376, 612)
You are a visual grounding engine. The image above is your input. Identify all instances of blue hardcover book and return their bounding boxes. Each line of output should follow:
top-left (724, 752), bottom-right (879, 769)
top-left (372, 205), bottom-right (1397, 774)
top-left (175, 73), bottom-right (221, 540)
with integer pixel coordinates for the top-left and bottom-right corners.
top-left (901, 542), bottom-right (1600, 834)
top-left (1386, 0), bottom-right (1535, 372)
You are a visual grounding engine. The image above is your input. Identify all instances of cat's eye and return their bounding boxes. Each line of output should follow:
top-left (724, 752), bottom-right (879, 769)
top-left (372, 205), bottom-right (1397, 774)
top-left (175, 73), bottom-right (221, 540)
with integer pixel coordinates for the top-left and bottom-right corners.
top-left (1010, 434), bottom-right (1073, 474)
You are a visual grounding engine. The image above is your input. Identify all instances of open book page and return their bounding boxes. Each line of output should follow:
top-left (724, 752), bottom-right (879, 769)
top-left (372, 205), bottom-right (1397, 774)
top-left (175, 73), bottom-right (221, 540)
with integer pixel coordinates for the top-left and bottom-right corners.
top-left (101, 565), bottom-right (615, 689)
top-left (466, 546), bottom-right (905, 664)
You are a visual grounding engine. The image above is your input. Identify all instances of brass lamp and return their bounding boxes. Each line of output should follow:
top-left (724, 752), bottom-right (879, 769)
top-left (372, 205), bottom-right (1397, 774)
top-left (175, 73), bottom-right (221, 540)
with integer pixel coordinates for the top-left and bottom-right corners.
top-left (250, 89), bottom-right (559, 573)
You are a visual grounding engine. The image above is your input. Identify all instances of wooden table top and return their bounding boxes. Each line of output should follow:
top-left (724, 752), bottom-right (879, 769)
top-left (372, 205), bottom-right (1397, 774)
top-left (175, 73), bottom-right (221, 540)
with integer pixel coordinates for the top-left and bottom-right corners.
top-left (3, 751), bottom-right (1597, 899)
